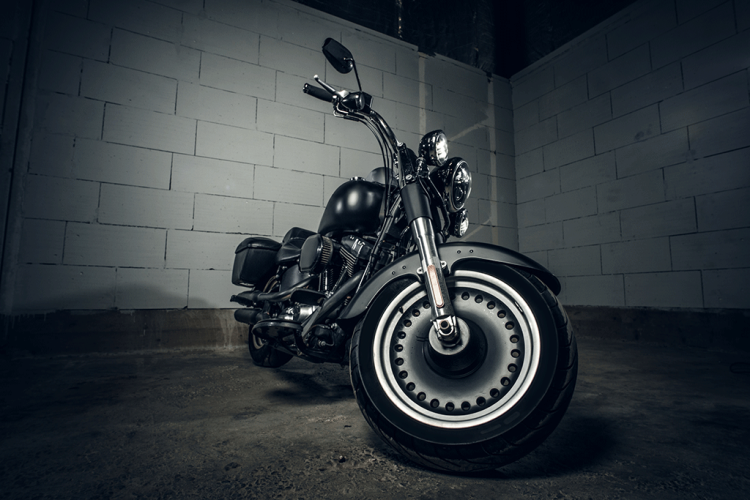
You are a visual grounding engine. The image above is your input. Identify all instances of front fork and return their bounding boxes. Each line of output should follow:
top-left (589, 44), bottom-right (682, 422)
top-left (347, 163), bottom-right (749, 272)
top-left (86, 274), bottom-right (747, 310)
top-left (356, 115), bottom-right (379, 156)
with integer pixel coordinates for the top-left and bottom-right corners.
top-left (410, 217), bottom-right (460, 343)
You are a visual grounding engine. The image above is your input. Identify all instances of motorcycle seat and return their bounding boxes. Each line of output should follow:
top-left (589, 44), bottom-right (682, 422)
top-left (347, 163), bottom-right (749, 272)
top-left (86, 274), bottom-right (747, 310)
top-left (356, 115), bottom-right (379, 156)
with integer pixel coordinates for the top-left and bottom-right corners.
top-left (276, 227), bottom-right (316, 265)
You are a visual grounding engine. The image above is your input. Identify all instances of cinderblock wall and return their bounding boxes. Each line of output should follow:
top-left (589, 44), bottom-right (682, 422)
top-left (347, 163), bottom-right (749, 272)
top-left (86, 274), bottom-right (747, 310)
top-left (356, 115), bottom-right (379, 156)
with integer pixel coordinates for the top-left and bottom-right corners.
top-left (3, 0), bottom-right (513, 313)
top-left (513, 0), bottom-right (750, 309)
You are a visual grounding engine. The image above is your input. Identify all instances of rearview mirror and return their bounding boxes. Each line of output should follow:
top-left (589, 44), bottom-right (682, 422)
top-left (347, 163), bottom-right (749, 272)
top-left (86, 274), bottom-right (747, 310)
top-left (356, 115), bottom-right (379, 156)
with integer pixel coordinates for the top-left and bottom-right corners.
top-left (322, 38), bottom-right (354, 74)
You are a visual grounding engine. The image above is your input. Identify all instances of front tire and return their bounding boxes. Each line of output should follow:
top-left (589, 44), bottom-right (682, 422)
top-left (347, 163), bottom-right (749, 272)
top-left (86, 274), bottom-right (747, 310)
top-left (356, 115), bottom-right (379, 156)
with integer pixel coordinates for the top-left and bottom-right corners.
top-left (350, 265), bottom-right (577, 472)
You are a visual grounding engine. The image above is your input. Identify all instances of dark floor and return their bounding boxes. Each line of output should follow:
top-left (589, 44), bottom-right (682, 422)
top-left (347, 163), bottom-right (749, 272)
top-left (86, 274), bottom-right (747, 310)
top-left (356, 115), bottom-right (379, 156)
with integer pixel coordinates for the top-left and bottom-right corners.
top-left (1, 336), bottom-right (749, 499)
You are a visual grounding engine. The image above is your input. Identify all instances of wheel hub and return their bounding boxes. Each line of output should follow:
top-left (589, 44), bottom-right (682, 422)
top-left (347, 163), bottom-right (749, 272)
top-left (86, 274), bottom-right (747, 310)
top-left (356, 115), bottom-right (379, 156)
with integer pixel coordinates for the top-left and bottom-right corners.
top-left (423, 317), bottom-right (486, 378)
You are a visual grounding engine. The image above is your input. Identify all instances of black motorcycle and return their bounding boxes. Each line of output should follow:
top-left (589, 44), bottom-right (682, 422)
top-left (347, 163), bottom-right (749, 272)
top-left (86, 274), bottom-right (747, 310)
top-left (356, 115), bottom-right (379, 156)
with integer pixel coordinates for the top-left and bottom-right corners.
top-left (230, 38), bottom-right (577, 472)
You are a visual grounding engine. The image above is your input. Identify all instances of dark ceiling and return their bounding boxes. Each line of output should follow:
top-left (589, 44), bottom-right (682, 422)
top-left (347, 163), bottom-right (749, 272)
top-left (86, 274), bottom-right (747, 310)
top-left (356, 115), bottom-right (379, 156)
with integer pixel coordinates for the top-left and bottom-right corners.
top-left (292, 0), bottom-right (639, 78)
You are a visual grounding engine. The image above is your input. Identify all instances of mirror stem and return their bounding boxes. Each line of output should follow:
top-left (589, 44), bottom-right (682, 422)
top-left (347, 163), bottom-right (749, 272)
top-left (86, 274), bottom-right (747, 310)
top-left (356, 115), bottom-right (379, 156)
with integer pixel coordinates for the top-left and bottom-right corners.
top-left (346, 58), bottom-right (362, 91)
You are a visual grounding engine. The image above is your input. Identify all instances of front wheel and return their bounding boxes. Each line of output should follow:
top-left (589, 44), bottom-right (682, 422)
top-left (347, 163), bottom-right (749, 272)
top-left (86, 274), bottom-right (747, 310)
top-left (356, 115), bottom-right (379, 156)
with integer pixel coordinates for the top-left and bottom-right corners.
top-left (349, 265), bottom-right (577, 472)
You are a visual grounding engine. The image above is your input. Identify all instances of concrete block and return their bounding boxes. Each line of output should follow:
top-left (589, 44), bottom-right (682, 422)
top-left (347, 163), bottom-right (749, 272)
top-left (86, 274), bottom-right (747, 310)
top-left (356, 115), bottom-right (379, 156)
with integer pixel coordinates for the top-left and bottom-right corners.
top-left (665, 148), bottom-right (750, 199)
top-left (116, 268), bottom-right (189, 309)
top-left (426, 57), bottom-right (487, 100)
top-left (326, 63), bottom-right (384, 98)
top-left (38, 50), bottom-right (80, 94)
top-left (187, 269), bottom-right (236, 309)
top-left (682, 30), bottom-right (750, 89)
top-left (392, 102), bottom-right (419, 135)
top-left (689, 108), bottom-right (750, 158)
top-left (662, 73), bottom-right (749, 132)
top-left (543, 129), bottom-right (595, 170)
top-left (518, 222), bottom-right (563, 252)
top-left (651, 2), bottom-right (735, 68)
top-left (493, 77), bottom-right (513, 111)
top-left (564, 275), bottom-right (625, 307)
top-left (512, 66), bottom-right (554, 108)
top-left (524, 250), bottom-right (548, 269)
top-left (560, 152), bottom-right (616, 192)
top-left (14, 264), bottom-right (116, 311)
top-left (606, 0), bottom-right (676, 59)
top-left (50, 0), bottom-right (88, 16)
top-left (257, 100), bottom-right (324, 142)
top-left (200, 53), bottom-right (275, 100)
top-left (324, 114), bottom-right (380, 154)
top-left (341, 30), bottom-right (396, 73)
top-left (259, 35), bottom-right (325, 79)
top-left (490, 175), bottom-right (516, 205)
top-left (739, 0), bottom-right (750, 31)
top-left (475, 199), bottom-right (514, 227)
top-left (28, 133), bottom-right (75, 177)
top-left (625, 271), bottom-right (703, 308)
top-left (177, 82), bottom-right (256, 130)
top-left (275, 5), bottom-right (343, 52)
top-left (515, 117), bottom-right (557, 155)
top-left (516, 200), bottom-right (547, 228)
top-left (395, 46), bottom-right (419, 81)
top-left (602, 237), bottom-right (672, 274)
top-left (493, 152), bottom-right (515, 181)
top-left (42, 12), bottom-right (109, 61)
top-left (18, 219), bottom-right (66, 264)
top-left (444, 116), bottom-right (490, 151)
top-left (23, 175), bottom-right (98, 222)
top-left (552, 37), bottom-right (607, 87)
top-left (672, 228), bottom-right (750, 270)
top-left (172, 154), bottom-right (254, 198)
top-left (89, 0), bottom-right (181, 42)
top-left (494, 105), bottom-right (514, 133)
top-left (99, 184), bottom-right (194, 229)
top-left (73, 139), bottom-right (172, 189)
top-left (274, 136), bottom-right (339, 177)
top-left (195, 121), bottom-right (273, 166)
top-left (492, 129), bottom-right (515, 157)
top-left (64, 223), bottom-right (167, 268)
top-left (696, 187), bottom-right (750, 231)
top-left (621, 198), bottom-right (696, 239)
top-left (383, 72), bottom-right (423, 107)
top-left (182, 13), bottom-right (259, 64)
top-left (594, 105), bottom-right (660, 153)
top-left (34, 93), bottom-right (104, 139)
top-left (469, 173), bottom-right (489, 202)
top-left (514, 100), bottom-right (538, 131)
top-left (611, 63), bottom-right (683, 118)
top-left (273, 203), bottom-right (324, 236)
top-left (150, 0), bottom-right (204, 14)
top-left (193, 194), bottom-right (273, 235)
top-left (677, 0), bottom-right (727, 23)
top-left (461, 224), bottom-right (517, 248)
top-left (432, 86), bottom-right (483, 120)
top-left (538, 76), bottom-right (587, 121)
top-left (254, 165), bottom-right (323, 206)
top-left (205, 0), bottom-right (280, 38)
top-left (166, 230), bottom-right (238, 270)
top-left (275, 71), bottom-right (334, 114)
top-left (104, 104), bottom-right (196, 154)
top-left (589, 45), bottom-right (651, 98)
top-left (545, 186), bottom-right (597, 223)
top-left (517, 169), bottom-right (560, 204)
top-left (111, 29), bottom-right (200, 82)
top-left (616, 129), bottom-right (689, 178)
top-left (557, 94), bottom-right (612, 139)
top-left (340, 148), bottom-right (382, 179)
top-left (515, 149), bottom-right (544, 179)
top-left (548, 245), bottom-right (601, 277)
top-left (703, 269), bottom-right (750, 309)
top-left (597, 170), bottom-right (665, 213)
top-left (563, 212), bottom-right (621, 247)
top-left (81, 60), bottom-right (177, 114)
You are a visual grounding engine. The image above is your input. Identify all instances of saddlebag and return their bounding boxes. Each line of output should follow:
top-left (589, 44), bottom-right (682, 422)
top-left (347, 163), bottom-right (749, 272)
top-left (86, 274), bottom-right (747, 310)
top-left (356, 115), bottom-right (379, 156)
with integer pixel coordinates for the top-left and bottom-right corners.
top-left (231, 237), bottom-right (281, 287)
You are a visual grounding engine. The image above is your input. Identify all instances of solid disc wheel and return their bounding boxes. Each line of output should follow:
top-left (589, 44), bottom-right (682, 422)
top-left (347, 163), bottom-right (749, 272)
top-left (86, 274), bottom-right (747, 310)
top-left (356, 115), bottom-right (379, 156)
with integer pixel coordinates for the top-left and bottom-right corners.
top-left (350, 265), bottom-right (577, 472)
top-left (248, 330), bottom-right (293, 368)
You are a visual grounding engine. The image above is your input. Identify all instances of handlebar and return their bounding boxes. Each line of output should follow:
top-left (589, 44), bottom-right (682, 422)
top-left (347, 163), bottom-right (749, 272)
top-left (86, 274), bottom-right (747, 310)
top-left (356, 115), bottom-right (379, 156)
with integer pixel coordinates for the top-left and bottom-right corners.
top-left (303, 83), bottom-right (334, 102)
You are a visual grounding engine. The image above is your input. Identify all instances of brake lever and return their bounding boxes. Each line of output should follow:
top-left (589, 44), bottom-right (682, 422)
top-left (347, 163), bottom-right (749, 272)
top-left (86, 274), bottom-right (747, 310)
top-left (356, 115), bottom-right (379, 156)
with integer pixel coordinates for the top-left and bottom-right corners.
top-left (314, 75), bottom-right (337, 95)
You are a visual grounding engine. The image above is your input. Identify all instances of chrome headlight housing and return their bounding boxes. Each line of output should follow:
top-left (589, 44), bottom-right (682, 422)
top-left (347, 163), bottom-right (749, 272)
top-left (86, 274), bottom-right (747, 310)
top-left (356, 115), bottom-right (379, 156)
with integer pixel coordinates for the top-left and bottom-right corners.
top-left (418, 130), bottom-right (448, 167)
top-left (429, 157), bottom-right (472, 213)
top-left (450, 209), bottom-right (469, 238)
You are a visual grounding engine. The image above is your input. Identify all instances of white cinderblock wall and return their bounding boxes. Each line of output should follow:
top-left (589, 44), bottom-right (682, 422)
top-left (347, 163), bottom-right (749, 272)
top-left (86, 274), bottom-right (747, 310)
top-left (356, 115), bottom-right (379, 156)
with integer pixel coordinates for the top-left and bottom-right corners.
top-left (513, 0), bottom-right (750, 309)
top-left (4, 0), bottom-right (514, 313)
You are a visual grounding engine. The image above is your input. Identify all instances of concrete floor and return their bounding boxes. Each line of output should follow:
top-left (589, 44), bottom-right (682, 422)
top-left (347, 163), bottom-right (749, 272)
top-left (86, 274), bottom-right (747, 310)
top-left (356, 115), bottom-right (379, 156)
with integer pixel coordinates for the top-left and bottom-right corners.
top-left (1, 336), bottom-right (749, 499)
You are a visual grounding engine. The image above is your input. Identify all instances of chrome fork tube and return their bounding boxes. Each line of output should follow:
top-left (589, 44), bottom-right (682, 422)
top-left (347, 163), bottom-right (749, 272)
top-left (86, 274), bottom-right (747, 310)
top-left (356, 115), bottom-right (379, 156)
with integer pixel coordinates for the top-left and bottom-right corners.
top-left (410, 217), bottom-right (459, 342)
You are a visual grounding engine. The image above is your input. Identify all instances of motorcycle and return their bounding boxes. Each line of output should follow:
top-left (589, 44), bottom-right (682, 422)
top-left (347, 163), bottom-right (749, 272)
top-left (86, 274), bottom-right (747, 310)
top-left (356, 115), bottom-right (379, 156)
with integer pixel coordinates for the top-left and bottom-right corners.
top-left (229, 38), bottom-right (577, 472)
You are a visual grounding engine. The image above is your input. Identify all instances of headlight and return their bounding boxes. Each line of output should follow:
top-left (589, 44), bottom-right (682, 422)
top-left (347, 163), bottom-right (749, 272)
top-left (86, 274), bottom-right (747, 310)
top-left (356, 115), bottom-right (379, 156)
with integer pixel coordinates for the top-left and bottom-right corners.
top-left (418, 130), bottom-right (448, 166)
top-left (450, 209), bottom-right (469, 238)
top-left (429, 157), bottom-right (472, 213)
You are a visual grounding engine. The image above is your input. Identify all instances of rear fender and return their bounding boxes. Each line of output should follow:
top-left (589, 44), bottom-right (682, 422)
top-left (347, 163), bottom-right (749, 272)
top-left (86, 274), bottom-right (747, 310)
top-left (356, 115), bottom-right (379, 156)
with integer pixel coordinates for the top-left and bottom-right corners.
top-left (338, 241), bottom-right (561, 320)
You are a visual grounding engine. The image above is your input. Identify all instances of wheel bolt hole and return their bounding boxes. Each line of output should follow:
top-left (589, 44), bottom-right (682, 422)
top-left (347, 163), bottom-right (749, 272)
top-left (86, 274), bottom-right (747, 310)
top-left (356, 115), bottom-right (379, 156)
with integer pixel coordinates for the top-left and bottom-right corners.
top-left (476, 397), bottom-right (486, 406)
top-left (394, 344), bottom-right (403, 352)
top-left (423, 301), bottom-right (430, 309)
top-left (505, 322), bottom-right (514, 330)
top-left (510, 335), bottom-right (519, 343)
top-left (430, 399), bottom-right (439, 408)
top-left (511, 350), bottom-right (520, 358)
top-left (508, 363), bottom-right (517, 373)
top-left (395, 358), bottom-right (404, 366)
top-left (399, 371), bottom-right (408, 379)
top-left (406, 382), bottom-right (415, 391)
top-left (497, 310), bottom-right (506, 318)
top-left (412, 309), bottom-right (420, 317)
top-left (461, 401), bottom-right (471, 411)
top-left (403, 319), bottom-right (412, 327)
top-left (474, 295), bottom-right (483, 303)
top-left (502, 377), bottom-right (510, 386)
top-left (461, 292), bottom-right (470, 300)
top-left (487, 301), bottom-right (495, 309)
top-left (417, 392), bottom-right (426, 401)
top-left (446, 402), bottom-right (455, 411)
top-left (490, 388), bottom-right (500, 398)
top-left (397, 331), bottom-right (406, 339)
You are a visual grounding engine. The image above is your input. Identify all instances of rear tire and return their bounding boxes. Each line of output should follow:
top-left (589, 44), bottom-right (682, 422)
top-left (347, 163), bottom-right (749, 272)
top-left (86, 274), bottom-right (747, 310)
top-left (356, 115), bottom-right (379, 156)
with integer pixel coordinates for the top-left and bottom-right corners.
top-left (249, 330), bottom-right (293, 368)
top-left (349, 265), bottom-right (577, 472)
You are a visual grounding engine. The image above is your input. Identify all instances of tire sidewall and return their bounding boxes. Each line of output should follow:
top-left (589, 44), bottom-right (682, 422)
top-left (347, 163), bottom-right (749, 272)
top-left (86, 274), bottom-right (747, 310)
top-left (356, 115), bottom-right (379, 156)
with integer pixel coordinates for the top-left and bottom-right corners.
top-left (354, 265), bottom-right (559, 445)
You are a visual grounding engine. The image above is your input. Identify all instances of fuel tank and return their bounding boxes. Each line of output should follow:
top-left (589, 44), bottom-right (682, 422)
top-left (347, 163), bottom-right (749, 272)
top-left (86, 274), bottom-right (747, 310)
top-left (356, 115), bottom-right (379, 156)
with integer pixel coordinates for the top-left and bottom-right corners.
top-left (318, 179), bottom-right (383, 235)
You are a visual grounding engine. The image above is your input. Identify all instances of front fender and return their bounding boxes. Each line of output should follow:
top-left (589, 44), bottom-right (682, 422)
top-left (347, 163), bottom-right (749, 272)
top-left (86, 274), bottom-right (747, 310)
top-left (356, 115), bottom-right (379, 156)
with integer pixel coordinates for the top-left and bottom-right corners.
top-left (338, 241), bottom-right (560, 320)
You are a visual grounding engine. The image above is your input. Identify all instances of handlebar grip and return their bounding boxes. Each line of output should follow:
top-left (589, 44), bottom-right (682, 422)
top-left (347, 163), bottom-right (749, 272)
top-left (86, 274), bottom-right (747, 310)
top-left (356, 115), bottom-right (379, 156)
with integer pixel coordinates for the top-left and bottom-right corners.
top-left (303, 83), bottom-right (334, 102)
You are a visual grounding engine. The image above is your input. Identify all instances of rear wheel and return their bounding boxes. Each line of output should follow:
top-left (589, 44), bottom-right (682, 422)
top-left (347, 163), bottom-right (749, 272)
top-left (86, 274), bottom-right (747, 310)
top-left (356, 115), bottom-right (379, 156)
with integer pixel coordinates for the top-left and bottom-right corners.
top-left (350, 265), bottom-right (577, 472)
